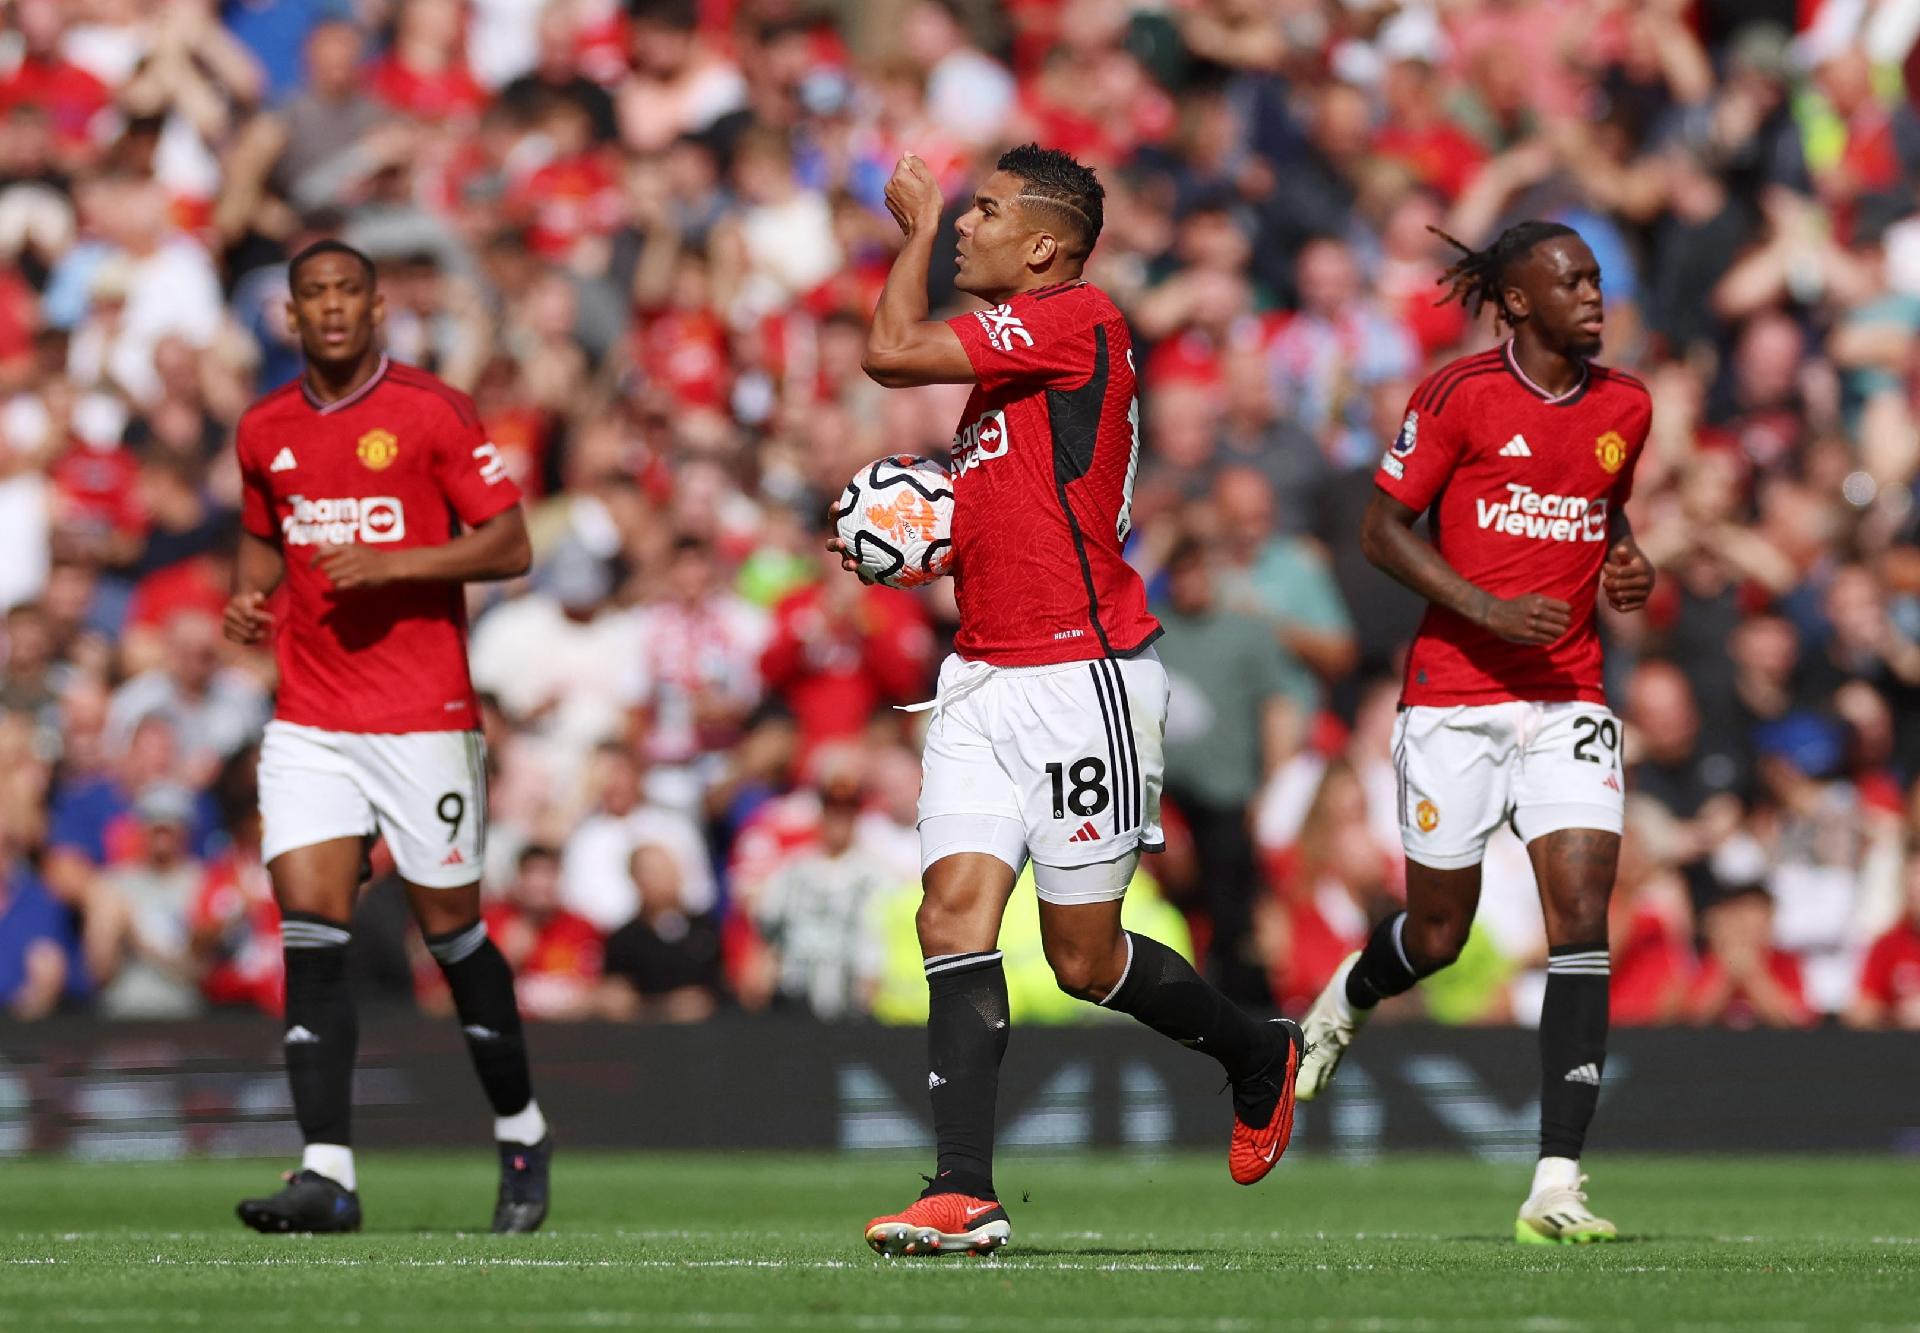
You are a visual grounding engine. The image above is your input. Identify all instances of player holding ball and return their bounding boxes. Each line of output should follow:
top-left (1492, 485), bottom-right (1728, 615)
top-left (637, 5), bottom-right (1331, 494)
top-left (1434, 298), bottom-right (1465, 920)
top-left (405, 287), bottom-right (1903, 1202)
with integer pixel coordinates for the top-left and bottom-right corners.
top-left (1293, 222), bottom-right (1655, 1245)
top-left (834, 145), bottom-right (1302, 1258)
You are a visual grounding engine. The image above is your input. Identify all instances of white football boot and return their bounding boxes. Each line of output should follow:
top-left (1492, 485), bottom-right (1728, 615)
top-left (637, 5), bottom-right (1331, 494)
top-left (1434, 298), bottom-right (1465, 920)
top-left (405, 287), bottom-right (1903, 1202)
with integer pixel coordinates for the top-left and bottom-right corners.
top-left (1293, 951), bottom-right (1370, 1102)
top-left (1516, 1158), bottom-right (1618, 1245)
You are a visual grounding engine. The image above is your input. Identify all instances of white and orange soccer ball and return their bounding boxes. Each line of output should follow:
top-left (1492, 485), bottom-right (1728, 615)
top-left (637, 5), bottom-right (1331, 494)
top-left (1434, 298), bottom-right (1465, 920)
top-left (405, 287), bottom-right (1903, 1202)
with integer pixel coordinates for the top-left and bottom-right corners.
top-left (832, 454), bottom-right (955, 589)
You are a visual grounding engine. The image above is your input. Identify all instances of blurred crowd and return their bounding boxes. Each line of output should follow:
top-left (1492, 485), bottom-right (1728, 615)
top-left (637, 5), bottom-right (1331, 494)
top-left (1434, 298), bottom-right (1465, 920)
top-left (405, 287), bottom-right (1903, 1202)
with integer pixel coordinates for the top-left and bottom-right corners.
top-left (1, 0), bottom-right (1919, 1033)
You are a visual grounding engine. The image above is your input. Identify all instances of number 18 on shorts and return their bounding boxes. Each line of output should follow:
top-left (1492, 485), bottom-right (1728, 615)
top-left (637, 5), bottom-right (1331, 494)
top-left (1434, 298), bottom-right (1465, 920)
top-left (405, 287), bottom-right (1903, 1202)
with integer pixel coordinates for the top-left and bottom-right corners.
top-left (918, 652), bottom-right (1169, 869)
top-left (1391, 700), bottom-right (1625, 869)
top-left (258, 721), bottom-right (488, 887)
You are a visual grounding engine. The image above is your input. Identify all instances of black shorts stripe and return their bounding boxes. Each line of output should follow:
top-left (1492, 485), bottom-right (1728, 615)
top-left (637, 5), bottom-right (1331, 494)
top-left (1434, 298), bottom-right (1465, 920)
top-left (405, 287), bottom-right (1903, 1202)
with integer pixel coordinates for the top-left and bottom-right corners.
top-left (1101, 658), bottom-right (1142, 828)
top-left (1088, 664), bottom-right (1125, 837)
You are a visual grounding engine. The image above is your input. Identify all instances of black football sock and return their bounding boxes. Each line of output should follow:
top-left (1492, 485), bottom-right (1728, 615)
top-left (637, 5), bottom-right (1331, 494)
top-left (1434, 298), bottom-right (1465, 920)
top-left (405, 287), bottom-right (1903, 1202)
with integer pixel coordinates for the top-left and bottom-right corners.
top-left (923, 950), bottom-right (1009, 1199)
top-left (1101, 932), bottom-right (1277, 1117)
top-left (280, 912), bottom-right (358, 1150)
top-left (1539, 941), bottom-right (1610, 1161)
top-left (426, 919), bottom-right (535, 1123)
top-left (1344, 911), bottom-right (1426, 1010)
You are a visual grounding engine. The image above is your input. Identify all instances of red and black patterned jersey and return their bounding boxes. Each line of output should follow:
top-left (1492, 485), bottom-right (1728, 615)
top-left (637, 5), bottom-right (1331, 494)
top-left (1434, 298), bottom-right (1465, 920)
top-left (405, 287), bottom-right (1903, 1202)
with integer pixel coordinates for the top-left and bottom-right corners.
top-left (943, 281), bottom-right (1160, 666)
top-left (236, 356), bottom-right (522, 733)
top-left (1374, 341), bottom-right (1651, 707)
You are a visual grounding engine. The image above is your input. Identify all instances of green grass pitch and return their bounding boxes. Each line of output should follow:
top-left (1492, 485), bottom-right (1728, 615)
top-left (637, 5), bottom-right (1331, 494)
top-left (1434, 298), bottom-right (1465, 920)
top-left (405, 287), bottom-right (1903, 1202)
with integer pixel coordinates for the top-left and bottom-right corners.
top-left (3, 1152), bottom-right (1917, 1332)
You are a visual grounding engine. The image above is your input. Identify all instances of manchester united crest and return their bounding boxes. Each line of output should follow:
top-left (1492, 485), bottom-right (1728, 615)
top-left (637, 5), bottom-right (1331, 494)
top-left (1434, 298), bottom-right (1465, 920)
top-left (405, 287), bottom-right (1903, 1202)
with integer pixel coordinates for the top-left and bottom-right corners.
top-left (1594, 430), bottom-right (1626, 475)
top-left (1415, 799), bottom-right (1440, 833)
top-left (356, 429), bottom-right (399, 471)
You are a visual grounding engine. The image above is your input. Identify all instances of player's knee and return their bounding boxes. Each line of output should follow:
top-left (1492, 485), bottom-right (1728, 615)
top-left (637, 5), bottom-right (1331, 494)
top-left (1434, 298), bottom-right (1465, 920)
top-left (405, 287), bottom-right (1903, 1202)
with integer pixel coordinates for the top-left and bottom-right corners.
top-left (1043, 940), bottom-right (1123, 1002)
top-left (915, 892), bottom-right (980, 956)
top-left (1404, 912), bottom-right (1470, 972)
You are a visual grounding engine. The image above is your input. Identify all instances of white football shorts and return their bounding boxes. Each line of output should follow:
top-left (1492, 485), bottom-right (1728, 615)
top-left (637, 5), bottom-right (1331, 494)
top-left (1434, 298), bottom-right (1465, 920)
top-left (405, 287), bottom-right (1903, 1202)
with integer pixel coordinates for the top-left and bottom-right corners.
top-left (258, 720), bottom-right (488, 888)
top-left (1391, 700), bottom-right (1626, 870)
top-left (918, 650), bottom-right (1168, 899)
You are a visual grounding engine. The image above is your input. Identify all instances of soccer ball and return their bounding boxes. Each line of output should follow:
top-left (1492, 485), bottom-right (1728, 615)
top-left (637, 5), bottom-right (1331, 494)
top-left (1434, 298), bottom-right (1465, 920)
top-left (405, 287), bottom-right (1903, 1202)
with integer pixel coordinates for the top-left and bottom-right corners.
top-left (831, 454), bottom-right (955, 589)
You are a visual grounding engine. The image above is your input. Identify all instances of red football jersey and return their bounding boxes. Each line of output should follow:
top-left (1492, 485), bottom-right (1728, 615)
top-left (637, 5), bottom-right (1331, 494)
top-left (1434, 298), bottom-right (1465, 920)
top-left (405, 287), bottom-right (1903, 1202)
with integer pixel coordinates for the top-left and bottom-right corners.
top-left (943, 281), bottom-right (1160, 665)
top-left (1374, 342), bottom-right (1651, 707)
top-left (236, 356), bottom-right (522, 733)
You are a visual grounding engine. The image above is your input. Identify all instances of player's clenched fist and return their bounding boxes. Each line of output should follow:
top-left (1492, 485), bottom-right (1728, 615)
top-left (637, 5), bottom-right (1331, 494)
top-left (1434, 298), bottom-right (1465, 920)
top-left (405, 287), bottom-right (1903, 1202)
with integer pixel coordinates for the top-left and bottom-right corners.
top-left (1600, 539), bottom-right (1655, 613)
top-left (1482, 592), bottom-right (1572, 645)
top-left (223, 590), bottom-right (274, 645)
top-left (883, 153), bottom-right (943, 237)
top-left (312, 543), bottom-right (395, 590)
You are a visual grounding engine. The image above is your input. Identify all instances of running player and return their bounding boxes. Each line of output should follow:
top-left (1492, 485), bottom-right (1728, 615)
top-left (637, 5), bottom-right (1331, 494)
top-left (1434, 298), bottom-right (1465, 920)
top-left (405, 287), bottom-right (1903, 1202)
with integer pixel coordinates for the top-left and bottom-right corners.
top-left (225, 241), bottom-right (552, 1234)
top-left (838, 145), bottom-right (1302, 1258)
top-left (1293, 222), bottom-right (1655, 1244)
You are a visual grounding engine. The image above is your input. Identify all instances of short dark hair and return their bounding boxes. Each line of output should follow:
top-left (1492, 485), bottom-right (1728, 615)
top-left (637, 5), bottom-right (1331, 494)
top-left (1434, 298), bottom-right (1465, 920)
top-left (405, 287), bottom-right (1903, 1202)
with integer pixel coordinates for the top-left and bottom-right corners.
top-left (996, 143), bottom-right (1105, 258)
top-left (1430, 220), bottom-right (1579, 328)
top-left (288, 238), bottom-right (376, 289)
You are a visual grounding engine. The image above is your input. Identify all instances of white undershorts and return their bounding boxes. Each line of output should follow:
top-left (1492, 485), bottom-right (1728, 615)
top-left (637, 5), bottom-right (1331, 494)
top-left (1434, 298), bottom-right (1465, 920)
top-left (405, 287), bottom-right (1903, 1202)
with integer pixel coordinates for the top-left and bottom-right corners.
top-left (917, 812), bottom-right (1140, 905)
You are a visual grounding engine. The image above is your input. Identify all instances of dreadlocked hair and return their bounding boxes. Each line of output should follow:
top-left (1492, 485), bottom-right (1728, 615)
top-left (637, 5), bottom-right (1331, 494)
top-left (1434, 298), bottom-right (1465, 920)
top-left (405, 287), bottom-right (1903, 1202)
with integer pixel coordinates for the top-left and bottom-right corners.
top-left (997, 142), bottom-right (1105, 258)
top-left (1430, 220), bottom-right (1578, 328)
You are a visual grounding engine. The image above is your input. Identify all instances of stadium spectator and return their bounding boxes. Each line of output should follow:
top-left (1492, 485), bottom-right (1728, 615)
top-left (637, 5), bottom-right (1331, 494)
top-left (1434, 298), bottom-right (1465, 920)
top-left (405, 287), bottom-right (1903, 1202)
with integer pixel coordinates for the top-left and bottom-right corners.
top-left (1685, 885), bottom-right (1816, 1029)
top-left (757, 548), bottom-right (933, 763)
top-left (560, 743), bottom-right (715, 932)
top-left (599, 842), bottom-right (723, 1022)
top-left (89, 783), bottom-right (203, 1018)
top-left (0, 856), bottom-right (70, 1020)
top-left (1209, 466), bottom-right (1356, 718)
top-left (1156, 538), bottom-right (1298, 1001)
top-left (751, 772), bottom-right (893, 1020)
top-left (485, 845), bottom-right (604, 1023)
top-left (1846, 848), bottom-right (1920, 1030)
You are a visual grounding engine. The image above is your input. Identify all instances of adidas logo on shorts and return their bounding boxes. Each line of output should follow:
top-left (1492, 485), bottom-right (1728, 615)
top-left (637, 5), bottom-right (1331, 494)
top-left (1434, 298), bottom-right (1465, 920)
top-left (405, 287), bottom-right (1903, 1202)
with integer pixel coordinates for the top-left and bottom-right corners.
top-left (1068, 821), bottom-right (1102, 844)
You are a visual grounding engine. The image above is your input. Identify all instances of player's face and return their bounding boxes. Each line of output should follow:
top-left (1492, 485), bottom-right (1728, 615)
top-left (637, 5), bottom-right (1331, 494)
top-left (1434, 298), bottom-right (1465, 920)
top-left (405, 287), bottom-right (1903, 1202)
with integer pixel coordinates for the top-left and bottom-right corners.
top-left (286, 251), bottom-right (383, 371)
top-left (1507, 237), bottom-right (1604, 359)
top-left (953, 170), bottom-right (1046, 300)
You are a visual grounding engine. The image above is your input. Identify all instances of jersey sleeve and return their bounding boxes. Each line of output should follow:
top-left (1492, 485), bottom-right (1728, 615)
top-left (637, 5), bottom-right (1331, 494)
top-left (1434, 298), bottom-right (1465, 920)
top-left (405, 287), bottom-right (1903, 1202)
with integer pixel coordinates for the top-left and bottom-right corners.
top-left (1611, 388), bottom-right (1655, 508)
top-left (234, 417), bottom-right (276, 541)
top-left (945, 294), bottom-right (1087, 394)
top-left (430, 393), bottom-right (522, 527)
top-left (1373, 379), bottom-right (1467, 514)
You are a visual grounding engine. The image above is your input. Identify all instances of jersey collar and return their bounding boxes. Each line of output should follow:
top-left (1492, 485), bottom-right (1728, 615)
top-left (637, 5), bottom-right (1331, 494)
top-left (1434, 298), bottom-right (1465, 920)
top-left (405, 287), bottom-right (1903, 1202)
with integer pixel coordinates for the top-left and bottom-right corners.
top-left (1502, 340), bottom-right (1588, 406)
top-left (302, 353), bottom-right (390, 415)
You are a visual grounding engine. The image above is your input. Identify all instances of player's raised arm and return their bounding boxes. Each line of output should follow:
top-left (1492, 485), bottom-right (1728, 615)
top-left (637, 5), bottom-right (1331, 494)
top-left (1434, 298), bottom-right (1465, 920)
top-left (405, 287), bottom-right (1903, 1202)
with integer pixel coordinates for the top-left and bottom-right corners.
top-left (862, 154), bottom-right (975, 388)
top-left (1361, 489), bottom-right (1570, 645)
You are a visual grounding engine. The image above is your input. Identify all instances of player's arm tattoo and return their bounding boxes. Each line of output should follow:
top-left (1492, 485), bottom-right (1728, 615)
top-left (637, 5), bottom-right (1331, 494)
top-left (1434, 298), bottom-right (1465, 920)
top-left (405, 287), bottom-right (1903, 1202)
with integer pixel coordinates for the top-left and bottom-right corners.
top-left (1359, 489), bottom-right (1498, 627)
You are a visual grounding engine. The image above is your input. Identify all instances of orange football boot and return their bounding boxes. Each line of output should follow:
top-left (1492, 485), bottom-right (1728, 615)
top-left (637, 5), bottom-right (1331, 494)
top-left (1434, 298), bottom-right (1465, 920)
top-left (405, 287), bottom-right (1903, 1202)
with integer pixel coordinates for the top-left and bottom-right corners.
top-left (865, 1190), bottom-right (1011, 1256)
top-left (1229, 1019), bottom-right (1304, 1185)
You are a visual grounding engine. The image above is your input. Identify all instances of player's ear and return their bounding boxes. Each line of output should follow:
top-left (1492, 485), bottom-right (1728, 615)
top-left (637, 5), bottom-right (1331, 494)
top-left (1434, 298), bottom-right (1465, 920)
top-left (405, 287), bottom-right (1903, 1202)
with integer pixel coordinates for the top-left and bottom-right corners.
top-left (1029, 231), bottom-right (1057, 270)
top-left (371, 289), bottom-right (387, 327)
top-left (1501, 282), bottom-right (1529, 323)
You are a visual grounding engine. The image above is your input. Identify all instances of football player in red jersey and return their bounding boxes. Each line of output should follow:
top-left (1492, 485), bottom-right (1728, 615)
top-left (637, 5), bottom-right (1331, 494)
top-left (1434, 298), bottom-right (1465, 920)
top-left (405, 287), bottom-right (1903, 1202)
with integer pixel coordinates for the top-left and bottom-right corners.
top-left (837, 146), bottom-right (1301, 1257)
top-left (224, 242), bottom-right (553, 1234)
top-left (1293, 222), bottom-right (1657, 1245)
